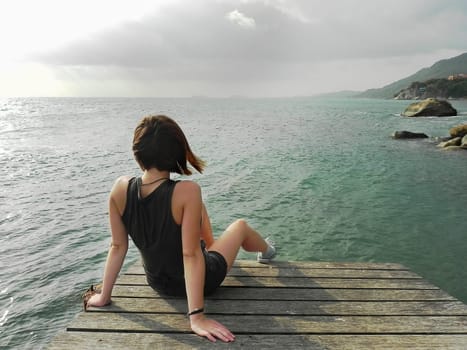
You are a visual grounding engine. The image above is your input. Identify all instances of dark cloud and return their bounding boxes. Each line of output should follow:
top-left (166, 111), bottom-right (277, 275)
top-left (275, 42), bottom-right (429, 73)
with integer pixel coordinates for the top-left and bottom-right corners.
top-left (30, 0), bottom-right (467, 95)
top-left (38, 1), bottom-right (467, 65)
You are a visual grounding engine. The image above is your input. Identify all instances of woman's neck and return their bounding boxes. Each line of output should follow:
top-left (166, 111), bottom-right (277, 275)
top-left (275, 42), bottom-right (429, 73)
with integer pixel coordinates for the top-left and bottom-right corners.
top-left (141, 169), bottom-right (170, 185)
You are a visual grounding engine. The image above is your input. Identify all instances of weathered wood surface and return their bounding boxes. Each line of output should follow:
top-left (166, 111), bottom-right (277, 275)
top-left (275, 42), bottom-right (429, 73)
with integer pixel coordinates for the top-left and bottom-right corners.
top-left (48, 260), bottom-right (467, 349)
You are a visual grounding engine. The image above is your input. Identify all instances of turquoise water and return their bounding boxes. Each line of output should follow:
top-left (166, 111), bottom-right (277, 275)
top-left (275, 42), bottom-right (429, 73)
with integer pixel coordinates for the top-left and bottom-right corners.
top-left (1, 97), bottom-right (467, 349)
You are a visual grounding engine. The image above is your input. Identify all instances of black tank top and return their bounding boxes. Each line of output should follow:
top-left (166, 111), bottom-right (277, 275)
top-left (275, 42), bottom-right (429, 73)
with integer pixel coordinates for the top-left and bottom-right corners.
top-left (122, 177), bottom-right (185, 294)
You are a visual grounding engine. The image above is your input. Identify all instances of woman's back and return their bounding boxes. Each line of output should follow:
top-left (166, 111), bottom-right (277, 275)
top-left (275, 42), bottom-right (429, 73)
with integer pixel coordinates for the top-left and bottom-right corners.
top-left (122, 177), bottom-right (185, 294)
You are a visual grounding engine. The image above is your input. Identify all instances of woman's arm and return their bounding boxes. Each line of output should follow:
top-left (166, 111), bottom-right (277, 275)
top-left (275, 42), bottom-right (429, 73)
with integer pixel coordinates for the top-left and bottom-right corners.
top-left (87, 177), bottom-right (129, 307)
top-left (178, 181), bottom-right (234, 343)
top-left (200, 203), bottom-right (215, 248)
top-left (181, 182), bottom-right (205, 318)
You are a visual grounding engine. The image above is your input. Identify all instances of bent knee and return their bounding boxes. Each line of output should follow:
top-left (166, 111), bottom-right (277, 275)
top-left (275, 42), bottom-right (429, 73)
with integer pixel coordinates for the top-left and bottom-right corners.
top-left (228, 218), bottom-right (248, 231)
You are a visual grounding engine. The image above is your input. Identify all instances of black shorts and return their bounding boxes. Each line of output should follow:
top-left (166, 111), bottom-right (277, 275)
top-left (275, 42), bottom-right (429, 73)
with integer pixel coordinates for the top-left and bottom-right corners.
top-left (203, 249), bottom-right (228, 295)
top-left (147, 241), bottom-right (227, 297)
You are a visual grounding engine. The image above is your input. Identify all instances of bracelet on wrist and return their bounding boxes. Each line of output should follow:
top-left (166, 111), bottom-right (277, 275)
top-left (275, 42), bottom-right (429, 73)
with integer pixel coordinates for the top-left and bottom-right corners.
top-left (187, 307), bottom-right (204, 317)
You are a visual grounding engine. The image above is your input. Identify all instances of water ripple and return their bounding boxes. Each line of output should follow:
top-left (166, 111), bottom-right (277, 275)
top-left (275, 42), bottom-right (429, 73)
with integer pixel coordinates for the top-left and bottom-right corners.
top-left (2, 97), bottom-right (467, 349)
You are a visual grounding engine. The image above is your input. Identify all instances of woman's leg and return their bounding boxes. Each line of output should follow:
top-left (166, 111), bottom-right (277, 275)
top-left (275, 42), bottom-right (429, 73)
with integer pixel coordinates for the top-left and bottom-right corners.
top-left (208, 219), bottom-right (269, 271)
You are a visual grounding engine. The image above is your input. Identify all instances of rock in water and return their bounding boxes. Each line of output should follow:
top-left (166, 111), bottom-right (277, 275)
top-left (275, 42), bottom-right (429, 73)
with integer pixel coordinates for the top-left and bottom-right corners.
top-left (401, 98), bottom-right (457, 117)
top-left (461, 135), bottom-right (467, 149)
top-left (443, 146), bottom-right (463, 151)
top-left (449, 124), bottom-right (467, 138)
top-left (438, 137), bottom-right (462, 148)
top-left (392, 131), bottom-right (429, 139)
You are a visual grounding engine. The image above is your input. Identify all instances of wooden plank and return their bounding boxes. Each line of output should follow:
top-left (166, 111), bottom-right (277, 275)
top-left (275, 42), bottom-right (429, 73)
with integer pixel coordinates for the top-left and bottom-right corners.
top-left (67, 313), bottom-right (467, 334)
top-left (112, 285), bottom-right (457, 301)
top-left (116, 274), bottom-right (439, 290)
top-left (233, 260), bottom-right (409, 270)
top-left (124, 260), bottom-right (409, 275)
top-left (48, 332), bottom-right (467, 350)
top-left (87, 297), bottom-right (467, 316)
top-left (125, 267), bottom-right (420, 279)
top-left (226, 267), bottom-right (421, 279)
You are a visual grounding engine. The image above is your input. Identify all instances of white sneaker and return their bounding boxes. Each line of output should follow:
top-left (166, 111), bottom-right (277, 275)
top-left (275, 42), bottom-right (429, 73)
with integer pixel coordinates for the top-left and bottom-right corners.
top-left (257, 237), bottom-right (276, 264)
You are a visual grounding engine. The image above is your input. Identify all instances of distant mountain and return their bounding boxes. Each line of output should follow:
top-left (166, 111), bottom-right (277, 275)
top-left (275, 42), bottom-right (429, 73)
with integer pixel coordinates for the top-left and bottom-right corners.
top-left (358, 52), bottom-right (467, 99)
top-left (393, 78), bottom-right (467, 100)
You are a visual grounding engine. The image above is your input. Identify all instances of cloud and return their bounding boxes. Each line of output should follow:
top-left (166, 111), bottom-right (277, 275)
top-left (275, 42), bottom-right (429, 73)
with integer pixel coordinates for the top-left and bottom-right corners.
top-left (244, 0), bottom-right (313, 23)
top-left (226, 9), bottom-right (256, 28)
top-left (14, 0), bottom-right (467, 96)
top-left (36, 0), bottom-right (467, 67)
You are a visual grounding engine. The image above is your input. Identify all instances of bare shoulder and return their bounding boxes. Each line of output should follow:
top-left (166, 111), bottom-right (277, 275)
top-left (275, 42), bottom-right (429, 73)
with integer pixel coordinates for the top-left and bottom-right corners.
top-left (173, 180), bottom-right (202, 202)
top-left (172, 180), bottom-right (202, 225)
top-left (111, 176), bottom-right (132, 195)
top-left (114, 175), bottom-right (133, 186)
top-left (109, 176), bottom-right (132, 214)
top-left (176, 179), bottom-right (200, 191)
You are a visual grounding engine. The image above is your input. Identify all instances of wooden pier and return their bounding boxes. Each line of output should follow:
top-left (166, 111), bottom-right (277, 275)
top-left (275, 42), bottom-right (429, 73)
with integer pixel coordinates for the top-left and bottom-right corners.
top-left (48, 260), bottom-right (467, 349)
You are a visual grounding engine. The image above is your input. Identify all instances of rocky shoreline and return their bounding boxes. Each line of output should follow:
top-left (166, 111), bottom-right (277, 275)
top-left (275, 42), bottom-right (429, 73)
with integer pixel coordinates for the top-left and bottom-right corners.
top-left (394, 78), bottom-right (467, 100)
top-left (393, 98), bottom-right (467, 151)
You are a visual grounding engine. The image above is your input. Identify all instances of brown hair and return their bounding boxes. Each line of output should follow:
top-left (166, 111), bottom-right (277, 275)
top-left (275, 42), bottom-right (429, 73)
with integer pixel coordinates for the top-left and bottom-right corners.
top-left (132, 115), bottom-right (205, 175)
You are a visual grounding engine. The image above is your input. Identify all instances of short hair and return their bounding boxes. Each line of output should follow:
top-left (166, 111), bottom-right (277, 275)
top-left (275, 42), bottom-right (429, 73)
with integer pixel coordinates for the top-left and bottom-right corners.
top-left (132, 115), bottom-right (205, 175)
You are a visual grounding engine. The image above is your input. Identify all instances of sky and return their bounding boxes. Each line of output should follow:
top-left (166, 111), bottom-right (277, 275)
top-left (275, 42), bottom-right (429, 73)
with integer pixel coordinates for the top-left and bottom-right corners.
top-left (0, 0), bottom-right (466, 98)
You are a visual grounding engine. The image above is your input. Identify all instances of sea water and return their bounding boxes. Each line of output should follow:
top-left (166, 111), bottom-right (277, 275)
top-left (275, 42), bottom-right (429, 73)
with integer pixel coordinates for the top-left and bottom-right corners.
top-left (1, 97), bottom-right (467, 349)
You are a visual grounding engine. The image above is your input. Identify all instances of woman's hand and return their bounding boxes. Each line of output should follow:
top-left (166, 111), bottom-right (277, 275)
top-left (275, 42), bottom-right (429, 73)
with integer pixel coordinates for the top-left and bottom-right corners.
top-left (190, 314), bottom-right (235, 342)
top-left (86, 292), bottom-right (111, 309)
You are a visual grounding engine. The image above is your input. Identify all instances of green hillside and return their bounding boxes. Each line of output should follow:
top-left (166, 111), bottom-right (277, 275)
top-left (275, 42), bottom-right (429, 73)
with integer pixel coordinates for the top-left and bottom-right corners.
top-left (358, 52), bottom-right (467, 99)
